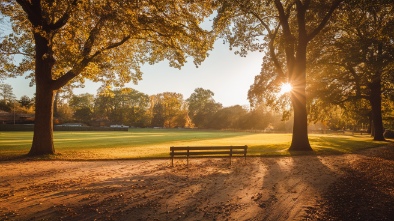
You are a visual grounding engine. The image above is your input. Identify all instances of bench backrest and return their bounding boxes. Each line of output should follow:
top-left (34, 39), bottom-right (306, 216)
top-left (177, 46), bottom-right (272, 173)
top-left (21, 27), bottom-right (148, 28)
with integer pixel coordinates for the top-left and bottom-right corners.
top-left (170, 145), bottom-right (247, 151)
top-left (170, 145), bottom-right (247, 166)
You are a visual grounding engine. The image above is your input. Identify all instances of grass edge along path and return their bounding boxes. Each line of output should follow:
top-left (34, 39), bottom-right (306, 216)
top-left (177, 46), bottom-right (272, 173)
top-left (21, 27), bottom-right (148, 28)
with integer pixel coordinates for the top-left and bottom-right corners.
top-left (0, 129), bottom-right (390, 161)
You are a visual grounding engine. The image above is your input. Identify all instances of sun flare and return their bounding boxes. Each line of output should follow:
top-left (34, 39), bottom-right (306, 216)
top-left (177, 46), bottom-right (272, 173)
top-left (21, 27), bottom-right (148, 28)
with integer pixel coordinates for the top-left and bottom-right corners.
top-left (279, 83), bottom-right (293, 94)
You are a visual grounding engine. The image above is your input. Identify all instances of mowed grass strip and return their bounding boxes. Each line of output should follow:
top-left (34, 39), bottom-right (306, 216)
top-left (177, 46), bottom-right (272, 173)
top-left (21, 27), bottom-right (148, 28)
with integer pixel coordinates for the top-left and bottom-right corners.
top-left (0, 129), bottom-right (389, 160)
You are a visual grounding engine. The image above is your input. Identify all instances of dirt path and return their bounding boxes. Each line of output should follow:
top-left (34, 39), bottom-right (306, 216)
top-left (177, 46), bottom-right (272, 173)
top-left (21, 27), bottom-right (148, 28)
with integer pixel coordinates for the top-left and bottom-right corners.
top-left (1, 146), bottom-right (393, 221)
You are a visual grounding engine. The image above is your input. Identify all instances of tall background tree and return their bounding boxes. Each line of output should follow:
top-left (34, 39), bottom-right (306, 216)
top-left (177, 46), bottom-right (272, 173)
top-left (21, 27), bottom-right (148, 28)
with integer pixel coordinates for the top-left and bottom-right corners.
top-left (214, 0), bottom-right (344, 151)
top-left (0, 83), bottom-right (15, 111)
top-left (0, 83), bottom-right (15, 103)
top-left (149, 92), bottom-right (186, 128)
top-left (308, 0), bottom-right (394, 140)
top-left (19, 95), bottom-right (34, 110)
top-left (122, 88), bottom-right (150, 128)
top-left (69, 93), bottom-right (94, 124)
top-left (186, 87), bottom-right (222, 128)
top-left (209, 105), bottom-right (247, 129)
top-left (0, 0), bottom-right (215, 155)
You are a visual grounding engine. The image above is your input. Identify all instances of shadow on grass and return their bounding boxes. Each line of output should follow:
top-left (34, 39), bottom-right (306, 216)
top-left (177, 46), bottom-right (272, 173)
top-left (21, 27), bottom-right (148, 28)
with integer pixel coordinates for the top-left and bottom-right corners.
top-left (1, 136), bottom-right (391, 161)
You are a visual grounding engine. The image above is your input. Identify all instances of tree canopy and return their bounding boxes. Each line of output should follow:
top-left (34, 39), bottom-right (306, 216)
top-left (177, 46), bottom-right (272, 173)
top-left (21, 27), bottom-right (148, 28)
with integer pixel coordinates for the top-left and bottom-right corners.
top-left (308, 0), bottom-right (394, 140)
top-left (187, 87), bottom-right (222, 128)
top-left (0, 0), bottom-right (216, 155)
top-left (214, 0), bottom-right (344, 151)
top-left (1, 0), bottom-right (216, 85)
top-left (1, 0), bottom-right (393, 155)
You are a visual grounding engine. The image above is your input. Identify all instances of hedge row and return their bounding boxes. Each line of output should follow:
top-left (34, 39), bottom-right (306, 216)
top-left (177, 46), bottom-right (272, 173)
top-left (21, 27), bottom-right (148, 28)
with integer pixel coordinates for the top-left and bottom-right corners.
top-left (0, 124), bottom-right (128, 131)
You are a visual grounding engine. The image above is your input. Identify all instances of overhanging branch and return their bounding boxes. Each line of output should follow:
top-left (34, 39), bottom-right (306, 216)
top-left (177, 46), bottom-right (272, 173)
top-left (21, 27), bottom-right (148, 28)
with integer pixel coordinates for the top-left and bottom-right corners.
top-left (52, 35), bottom-right (132, 90)
top-left (307, 0), bottom-right (344, 42)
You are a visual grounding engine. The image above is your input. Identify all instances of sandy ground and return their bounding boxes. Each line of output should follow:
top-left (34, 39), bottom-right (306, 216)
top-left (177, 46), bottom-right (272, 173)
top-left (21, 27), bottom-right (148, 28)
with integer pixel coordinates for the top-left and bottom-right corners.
top-left (1, 145), bottom-right (393, 221)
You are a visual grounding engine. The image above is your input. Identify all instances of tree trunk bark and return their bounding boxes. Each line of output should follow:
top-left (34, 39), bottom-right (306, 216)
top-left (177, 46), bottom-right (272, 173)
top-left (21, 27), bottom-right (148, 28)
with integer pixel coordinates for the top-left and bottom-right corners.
top-left (29, 86), bottom-right (56, 155)
top-left (28, 33), bottom-right (56, 156)
top-left (289, 89), bottom-right (312, 151)
top-left (367, 112), bottom-right (372, 134)
top-left (54, 90), bottom-right (59, 118)
top-left (289, 40), bottom-right (312, 151)
top-left (369, 77), bottom-right (385, 141)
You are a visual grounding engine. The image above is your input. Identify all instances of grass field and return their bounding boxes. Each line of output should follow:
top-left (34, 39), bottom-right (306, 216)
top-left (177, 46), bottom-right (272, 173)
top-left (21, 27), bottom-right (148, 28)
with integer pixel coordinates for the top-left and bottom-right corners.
top-left (0, 128), bottom-right (390, 160)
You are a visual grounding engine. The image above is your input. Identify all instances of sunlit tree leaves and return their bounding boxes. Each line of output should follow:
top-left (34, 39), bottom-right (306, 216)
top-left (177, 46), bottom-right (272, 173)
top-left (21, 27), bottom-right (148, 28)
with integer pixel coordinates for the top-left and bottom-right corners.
top-left (214, 0), bottom-right (344, 150)
top-left (0, 0), bottom-right (216, 155)
top-left (186, 87), bottom-right (222, 128)
top-left (308, 0), bottom-right (394, 140)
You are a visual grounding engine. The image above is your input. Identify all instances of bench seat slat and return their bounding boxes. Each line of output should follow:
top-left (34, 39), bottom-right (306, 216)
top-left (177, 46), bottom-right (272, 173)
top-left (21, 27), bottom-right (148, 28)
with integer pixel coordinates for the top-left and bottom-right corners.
top-left (171, 151), bottom-right (246, 156)
top-left (170, 146), bottom-right (247, 151)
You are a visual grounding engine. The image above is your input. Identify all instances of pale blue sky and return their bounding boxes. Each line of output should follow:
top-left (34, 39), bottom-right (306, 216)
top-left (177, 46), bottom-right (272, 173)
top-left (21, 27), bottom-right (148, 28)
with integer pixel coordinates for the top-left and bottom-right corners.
top-left (5, 40), bottom-right (263, 107)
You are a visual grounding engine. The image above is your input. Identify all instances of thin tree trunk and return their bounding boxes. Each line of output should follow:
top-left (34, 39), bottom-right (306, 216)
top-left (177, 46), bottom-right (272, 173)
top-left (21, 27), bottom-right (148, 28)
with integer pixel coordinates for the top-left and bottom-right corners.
top-left (371, 121), bottom-right (375, 137)
top-left (369, 77), bottom-right (385, 141)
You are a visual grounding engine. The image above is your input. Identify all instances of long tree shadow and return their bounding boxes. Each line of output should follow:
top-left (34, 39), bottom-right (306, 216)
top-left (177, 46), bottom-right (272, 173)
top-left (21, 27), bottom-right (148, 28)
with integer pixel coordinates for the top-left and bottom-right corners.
top-left (5, 149), bottom-right (392, 221)
top-left (310, 145), bottom-right (394, 220)
top-left (1, 158), bottom-right (264, 220)
top-left (253, 152), bottom-right (343, 221)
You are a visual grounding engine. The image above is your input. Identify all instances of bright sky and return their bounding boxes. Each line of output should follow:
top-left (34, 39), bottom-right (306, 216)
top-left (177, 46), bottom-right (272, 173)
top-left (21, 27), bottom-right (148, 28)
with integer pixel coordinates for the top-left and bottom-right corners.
top-left (5, 40), bottom-right (263, 107)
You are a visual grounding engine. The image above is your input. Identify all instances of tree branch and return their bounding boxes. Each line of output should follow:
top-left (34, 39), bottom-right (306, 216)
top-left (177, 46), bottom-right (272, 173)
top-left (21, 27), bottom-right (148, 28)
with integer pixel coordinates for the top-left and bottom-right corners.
top-left (274, 0), bottom-right (293, 39)
top-left (238, 1), bottom-right (287, 80)
top-left (47, 0), bottom-right (78, 30)
top-left (82, 17), bottom-right (107, 58)
top-left (268, 27), bottom-right (286, 80)
top-left (16, 0), bottom-right (42, 27)
top-left (0, 51), bottom-right (33, 57)
top-left (274, 0), bottom-right (296, 78)
top-left (89, 35), bottom-right (132, 61)
top-left (307, 0), bottom-right (344, 42)
top-left (52, 35), bottom-right (132, 90)
top-left (296, 0), bottom-right (307, 41)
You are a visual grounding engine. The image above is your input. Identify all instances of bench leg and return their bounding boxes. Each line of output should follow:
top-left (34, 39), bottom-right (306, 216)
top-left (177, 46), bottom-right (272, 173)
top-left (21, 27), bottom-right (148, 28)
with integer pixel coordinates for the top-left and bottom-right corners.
top-left (171, 150), bottom-right (174, 167)
top-left (187, 150), bottom-right (189, 166)
top-left (230, 148), bottom-right (232, 165)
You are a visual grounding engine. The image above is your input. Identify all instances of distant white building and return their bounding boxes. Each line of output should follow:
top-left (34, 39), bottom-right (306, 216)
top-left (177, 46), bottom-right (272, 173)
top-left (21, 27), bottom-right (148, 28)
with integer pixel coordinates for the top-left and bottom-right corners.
top-left (57, 123), bottom-right (85, 127)
top-left (110, 124), bottom-right (129, 128)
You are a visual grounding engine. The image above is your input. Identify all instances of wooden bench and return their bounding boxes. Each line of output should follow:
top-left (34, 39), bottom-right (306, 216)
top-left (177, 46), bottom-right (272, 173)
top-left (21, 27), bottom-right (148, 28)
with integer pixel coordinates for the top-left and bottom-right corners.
top-left (170, 145), bottom-right (247, 166)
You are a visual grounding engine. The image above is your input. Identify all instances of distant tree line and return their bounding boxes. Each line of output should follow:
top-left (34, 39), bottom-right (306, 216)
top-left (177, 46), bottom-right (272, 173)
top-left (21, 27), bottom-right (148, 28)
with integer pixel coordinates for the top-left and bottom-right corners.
top-left (2, 83), bottom-right (393, 132)
top-left (55, 87), bottom-right (289, 131)
top-left (0, 83), bottom-right (290, 131)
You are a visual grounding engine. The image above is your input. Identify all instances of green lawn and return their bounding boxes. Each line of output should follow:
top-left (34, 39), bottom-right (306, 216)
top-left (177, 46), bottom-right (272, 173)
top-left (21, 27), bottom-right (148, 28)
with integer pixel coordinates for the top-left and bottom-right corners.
top-left (0, 129), bottom-right (390, 160)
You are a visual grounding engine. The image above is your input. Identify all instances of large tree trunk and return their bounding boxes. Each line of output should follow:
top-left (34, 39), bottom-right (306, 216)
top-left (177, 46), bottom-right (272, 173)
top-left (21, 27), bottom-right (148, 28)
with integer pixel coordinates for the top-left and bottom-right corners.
top-left (29, 86), bottom-right (56, 155)
top-left (369, 76), bottom-right (385, 141)
top-left (289, 90), bottom-right (312, 151)
top-left (28, 32), bottom-right (56, 156)
top-left (289, 40), bottom-right (312, 151)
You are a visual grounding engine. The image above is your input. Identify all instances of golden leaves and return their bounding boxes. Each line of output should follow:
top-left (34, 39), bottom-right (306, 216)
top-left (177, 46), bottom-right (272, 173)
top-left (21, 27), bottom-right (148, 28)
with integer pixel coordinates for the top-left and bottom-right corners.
top-left (4, 0), bottom-right (216, 90)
